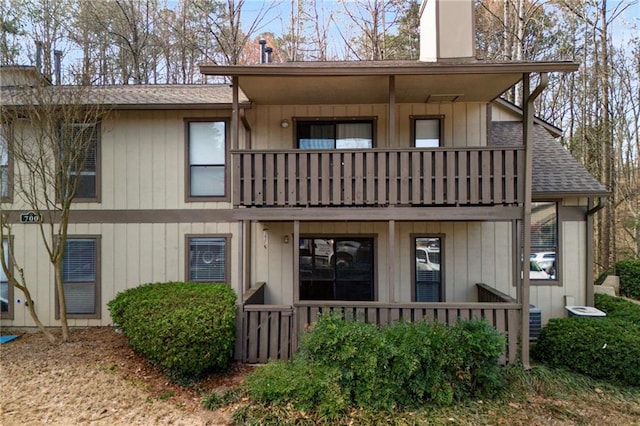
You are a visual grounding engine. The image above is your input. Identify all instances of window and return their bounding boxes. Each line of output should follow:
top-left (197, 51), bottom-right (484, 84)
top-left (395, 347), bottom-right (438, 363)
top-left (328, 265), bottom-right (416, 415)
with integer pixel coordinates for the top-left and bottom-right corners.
top-left (299, 237), bottom-right (374, 301)
top-left (62, 123), bottom-right (99, 201)
top-left (187, 120), bottom-right (227, 198)
top-left (413, 236), bottom-right (443, 301)
top-left (412, 117), bottom-right (442, 148)
top-left (0, 125), bottom-right (10, 200)
top-left (297, 119), bottom-right (374, 149)
top-left (1, 239), bottom-right (12, 319)
top-left (530, 202), bottom-right (558, 280)
top-left (187, 236), bottom-right (228, 282)
top-left (61, 237), bottom-right (100, 318)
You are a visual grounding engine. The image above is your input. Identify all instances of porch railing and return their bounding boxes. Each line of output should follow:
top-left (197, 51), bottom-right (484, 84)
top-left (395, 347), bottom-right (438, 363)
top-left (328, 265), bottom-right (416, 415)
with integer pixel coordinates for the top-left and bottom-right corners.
top-left (240, 299), bottom-right (521, 364)
top-left (232, 147), bottom-right (524, 208)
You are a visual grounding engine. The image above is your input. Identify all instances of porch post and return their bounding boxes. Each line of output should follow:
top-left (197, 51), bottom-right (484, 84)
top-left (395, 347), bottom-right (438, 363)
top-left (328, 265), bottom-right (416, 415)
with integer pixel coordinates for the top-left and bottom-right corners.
top-left (231, 76), bottom-right (239, 150)
top-left (388, 75), bottom-right (396, 147)
top-left (292, 220), bottom-right (300, 350)
top-left (237, 220), bottom-right (245, 293)
top-left (521, 72), bottom-right (548, 369)
top-left (388, 220), bottom-right (395, 302)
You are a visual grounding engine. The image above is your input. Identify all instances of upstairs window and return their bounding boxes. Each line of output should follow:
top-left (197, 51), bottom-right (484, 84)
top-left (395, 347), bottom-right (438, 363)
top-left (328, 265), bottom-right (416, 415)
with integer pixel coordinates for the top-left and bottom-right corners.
top-left (0, 129), bottom-right (9, 200)
top-left (60, 123), bottom-right (99, 201)
top-left (297, 119), bottom-right (374, 149)
top-left (187, 120), bottom-right (227, 199)
top-left (412, 117), bottom-right (442, 148)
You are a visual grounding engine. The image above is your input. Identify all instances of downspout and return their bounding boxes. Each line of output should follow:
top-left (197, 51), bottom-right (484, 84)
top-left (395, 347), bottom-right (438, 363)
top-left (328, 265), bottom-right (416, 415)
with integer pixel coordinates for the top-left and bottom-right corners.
top-left (586, 196), bottom-right (605, 306)
top-left (521, 72), bottom-right (548, 370)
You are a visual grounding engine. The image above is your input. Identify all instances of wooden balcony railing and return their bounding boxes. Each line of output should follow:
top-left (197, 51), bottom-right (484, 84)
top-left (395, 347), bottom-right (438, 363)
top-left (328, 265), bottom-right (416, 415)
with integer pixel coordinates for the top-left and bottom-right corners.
top-left (232, 147), bottom-right (524, 208)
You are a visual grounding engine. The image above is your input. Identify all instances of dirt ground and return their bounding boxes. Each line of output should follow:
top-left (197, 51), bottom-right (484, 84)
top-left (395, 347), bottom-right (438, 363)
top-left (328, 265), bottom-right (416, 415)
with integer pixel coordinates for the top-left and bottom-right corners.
top-left (0, 327), bottom-right (252, 426)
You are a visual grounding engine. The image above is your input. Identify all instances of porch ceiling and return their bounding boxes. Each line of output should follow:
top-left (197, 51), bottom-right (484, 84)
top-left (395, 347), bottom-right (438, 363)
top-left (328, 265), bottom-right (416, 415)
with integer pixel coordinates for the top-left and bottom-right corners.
top-left (233, 73), bottom-right (522, 104)
top-left (200, 60), bottom-right (579, 105)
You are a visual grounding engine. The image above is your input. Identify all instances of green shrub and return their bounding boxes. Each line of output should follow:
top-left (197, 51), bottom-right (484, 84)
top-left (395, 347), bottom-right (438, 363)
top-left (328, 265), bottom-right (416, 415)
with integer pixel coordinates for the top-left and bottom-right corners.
top-left (245, 360), bottom-right (349, 419)
top-left (595, 293), bottom-right (640, 325)
top-left (244, 314), bottom-right (505, 414)
top-left (596, 259), bottom-right (640, 300)
top-left (532, 317), bottom-right (640, 386)
top-left (614, 260), bottom-right (640, 300)
top-left (108, 282), bottom-right (236, 383)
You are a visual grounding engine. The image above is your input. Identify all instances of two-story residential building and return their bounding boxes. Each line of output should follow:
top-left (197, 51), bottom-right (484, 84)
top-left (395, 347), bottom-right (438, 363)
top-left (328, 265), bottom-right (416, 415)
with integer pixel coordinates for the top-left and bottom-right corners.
top-left (1, 0), bottom-right (607, 366)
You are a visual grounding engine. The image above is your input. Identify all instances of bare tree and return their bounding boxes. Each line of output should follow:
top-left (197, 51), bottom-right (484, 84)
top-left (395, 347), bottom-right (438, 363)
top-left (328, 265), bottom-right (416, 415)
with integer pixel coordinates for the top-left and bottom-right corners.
top-left (0, 81), bottom-right (111, 342)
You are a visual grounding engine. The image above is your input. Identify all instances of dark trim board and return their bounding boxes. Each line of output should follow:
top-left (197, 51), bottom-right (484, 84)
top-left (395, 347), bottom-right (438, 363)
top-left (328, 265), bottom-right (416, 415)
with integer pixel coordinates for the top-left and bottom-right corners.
top-left (4, 205), bottom-right (587, 224)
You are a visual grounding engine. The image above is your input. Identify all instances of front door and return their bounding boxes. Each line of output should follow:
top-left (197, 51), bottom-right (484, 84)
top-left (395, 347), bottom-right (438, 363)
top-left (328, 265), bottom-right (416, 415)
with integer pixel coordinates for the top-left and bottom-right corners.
top-left (299, 237), bottom-right (374, 301)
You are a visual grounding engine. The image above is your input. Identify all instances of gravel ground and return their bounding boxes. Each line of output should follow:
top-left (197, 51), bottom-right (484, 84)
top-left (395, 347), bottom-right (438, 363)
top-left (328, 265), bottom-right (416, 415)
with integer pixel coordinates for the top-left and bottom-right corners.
top-left (0, 327), bottom-right (251, 426)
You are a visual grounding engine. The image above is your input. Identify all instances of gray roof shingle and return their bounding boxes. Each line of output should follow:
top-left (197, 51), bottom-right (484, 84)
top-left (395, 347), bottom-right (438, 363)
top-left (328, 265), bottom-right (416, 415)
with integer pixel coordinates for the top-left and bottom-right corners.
top-left (1, 84), bottom-right (249, 109)
top-left (491, 121), bottom-right (609, 196)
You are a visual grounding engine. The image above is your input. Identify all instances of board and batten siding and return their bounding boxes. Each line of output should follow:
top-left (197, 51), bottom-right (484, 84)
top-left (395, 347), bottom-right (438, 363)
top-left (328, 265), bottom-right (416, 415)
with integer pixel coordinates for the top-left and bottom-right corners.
top-left (3, 222), bottom-right (239, 327)
top-left (530, 197), bottom-right (589, 323)
top-left (82, 109), bottom-right (236, 211)
top-left (245, 102), bottom-right (487, 149)
top-left (252, 221), bottom-right (515, 307)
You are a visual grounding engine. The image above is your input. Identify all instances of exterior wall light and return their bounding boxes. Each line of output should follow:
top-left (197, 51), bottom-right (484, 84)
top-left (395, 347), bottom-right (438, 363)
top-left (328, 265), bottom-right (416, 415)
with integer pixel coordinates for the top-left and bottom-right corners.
top-left (281, 119), bottom-right (289, 128)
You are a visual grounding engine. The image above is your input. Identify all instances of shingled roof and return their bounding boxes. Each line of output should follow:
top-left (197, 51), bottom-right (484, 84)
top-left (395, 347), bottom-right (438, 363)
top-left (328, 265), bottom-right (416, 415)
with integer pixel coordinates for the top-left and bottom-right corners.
top-left (0, 84), bottom-right (249, 110)
top-left (491, 121), bottom-right (609, 197)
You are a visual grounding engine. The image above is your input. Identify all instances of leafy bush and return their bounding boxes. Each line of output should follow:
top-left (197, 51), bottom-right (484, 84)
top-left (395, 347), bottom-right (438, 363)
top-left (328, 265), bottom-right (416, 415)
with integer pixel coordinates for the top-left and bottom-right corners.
top-left (614, 260), bottom-right (640, 300)
top-left (532, 317), bottom-right (640, 386)
top-left (243, 314), bottom-right (505, 414)
top-left (595, 293), bottom-right (640, 325)
top-left (596, 259), bottom-right (640, 300)
top-left (245, 360), bottom-right (349, 418)
top-left (108, 282), bottom-right (236, 383)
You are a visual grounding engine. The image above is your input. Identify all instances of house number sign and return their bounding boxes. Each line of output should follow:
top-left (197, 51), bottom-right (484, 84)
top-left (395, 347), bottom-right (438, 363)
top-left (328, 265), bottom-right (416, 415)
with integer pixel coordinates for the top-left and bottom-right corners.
top-left (20, 211), bottom-right (41, 223)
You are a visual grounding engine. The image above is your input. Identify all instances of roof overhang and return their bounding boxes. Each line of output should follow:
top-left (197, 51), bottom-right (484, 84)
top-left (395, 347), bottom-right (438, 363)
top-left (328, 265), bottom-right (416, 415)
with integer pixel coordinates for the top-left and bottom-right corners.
top-left (200, 60), bottom-right (579, 105)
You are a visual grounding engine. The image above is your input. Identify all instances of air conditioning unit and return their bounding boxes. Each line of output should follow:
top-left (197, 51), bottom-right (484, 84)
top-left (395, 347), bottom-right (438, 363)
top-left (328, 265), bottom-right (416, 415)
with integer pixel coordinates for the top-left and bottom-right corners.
top-left (529, 305), bottom-right (542, 340)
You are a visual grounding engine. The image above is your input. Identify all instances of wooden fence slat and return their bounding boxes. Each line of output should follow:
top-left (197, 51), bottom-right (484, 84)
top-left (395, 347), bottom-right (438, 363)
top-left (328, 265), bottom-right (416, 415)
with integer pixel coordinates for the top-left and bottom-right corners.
top-left (447, 151), bottom-right (456, 204)
top-left (264, 154), bottom-right (274, 205)
top-left (435, 151), bottom-right (444, 204)
top-left (481, 150), bottom-right (492, 204)
top-left (411, 151), bottom-right (422, 204)
top-left (493, 150), bottom-right (503, 204)
top-left (298, 154), bottom-right (308, 206)
top-left (366, 152), bottom-right (375, 204)
top-left (321, 153), bottom-right (331, 204)
top-left (344, 153), bottom-right (353, 204)
top-left (457, 151), bottom-right (467, 205)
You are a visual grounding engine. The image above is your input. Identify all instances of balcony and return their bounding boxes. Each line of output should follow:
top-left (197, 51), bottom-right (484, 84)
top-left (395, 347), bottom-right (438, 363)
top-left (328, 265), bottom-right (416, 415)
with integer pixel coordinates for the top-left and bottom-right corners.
top-left (232, 147), bottom-right (524, 209)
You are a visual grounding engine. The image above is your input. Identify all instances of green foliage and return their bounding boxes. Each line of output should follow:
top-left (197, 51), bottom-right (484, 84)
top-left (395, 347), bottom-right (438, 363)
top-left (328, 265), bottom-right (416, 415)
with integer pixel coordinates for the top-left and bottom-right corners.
top-left (245, 360), bottom-right (349, 419)
top-left (243, 314), bottom-right (505, 415)
top-left (108, 282), bottom-right (237, 383)
top-left (614, 260), bottom-right (640, 300)
top-left (532, 317), bottom-right (640, 386)
top-left (595, 293), bottom-right (640, 324)
top-left (596, 259), bottom-right (640, 300)
top-left (202, 387), bottom-right (244, 410)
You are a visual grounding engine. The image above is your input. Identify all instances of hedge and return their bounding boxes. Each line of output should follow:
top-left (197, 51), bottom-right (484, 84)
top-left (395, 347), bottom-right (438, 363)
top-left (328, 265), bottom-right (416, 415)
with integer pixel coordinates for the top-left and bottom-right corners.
top-left (108, 282), bottom-right (236, 383)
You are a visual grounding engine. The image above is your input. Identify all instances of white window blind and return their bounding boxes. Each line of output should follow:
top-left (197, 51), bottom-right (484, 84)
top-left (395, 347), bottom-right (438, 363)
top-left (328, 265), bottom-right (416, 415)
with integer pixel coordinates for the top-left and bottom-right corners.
top-left (1, 240), bottom-right (8, 313)
top-left (63, 238), bottom-right (96, 314)
top-left (189, 238), bottom-right (226, 282)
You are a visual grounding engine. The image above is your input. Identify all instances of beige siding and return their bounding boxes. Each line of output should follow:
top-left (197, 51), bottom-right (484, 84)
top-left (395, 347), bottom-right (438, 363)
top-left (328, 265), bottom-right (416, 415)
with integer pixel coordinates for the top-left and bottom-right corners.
top-left (246, 102), bottom-right (487, 150)
top-left (254, 221), bottom-right (514, 306)
top-left (2, 222), bottom-right (239, 327)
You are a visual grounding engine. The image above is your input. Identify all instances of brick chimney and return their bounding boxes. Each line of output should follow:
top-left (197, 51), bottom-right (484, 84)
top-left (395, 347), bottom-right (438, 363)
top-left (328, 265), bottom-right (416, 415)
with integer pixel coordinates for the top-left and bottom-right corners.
top-left (419, 0), bottom-right (475, 62)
